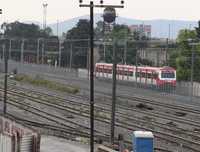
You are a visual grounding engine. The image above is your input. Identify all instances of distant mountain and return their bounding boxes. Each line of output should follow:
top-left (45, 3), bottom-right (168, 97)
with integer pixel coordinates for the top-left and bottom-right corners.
top-left (49, 14), bottom-right (198, 39)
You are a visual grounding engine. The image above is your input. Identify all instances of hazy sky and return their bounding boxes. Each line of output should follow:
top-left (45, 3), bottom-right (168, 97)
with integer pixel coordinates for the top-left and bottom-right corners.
top-left (1, 0), bottom-right (200, 24)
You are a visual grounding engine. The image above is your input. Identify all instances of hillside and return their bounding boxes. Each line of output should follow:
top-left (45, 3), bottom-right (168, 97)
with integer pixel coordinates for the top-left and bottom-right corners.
top-left (49, 14), bottom-right (198, 39)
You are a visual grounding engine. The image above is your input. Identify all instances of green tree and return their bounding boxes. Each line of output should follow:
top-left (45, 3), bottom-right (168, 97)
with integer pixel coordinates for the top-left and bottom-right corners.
top-left (1, 21), bottom-right (52, 38)
top-left (104, 24), bottom-right (148, 65)
top-left (65, 19), bottom-right (90, 68)
top-left (170, 29), bottom-right (200, 81)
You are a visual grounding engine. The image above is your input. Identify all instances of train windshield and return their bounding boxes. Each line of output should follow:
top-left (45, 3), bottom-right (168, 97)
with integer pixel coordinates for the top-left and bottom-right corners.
top-left (161, 72), bottom-right (175, 78)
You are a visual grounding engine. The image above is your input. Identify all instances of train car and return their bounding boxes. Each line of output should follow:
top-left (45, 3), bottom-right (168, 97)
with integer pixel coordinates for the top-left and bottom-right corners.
top-left (95, 63), bottom-right (176, 87)
top-left (133, 131), bottom-right (154, 152)
top-left (0, 115), bottom-right (40, 152)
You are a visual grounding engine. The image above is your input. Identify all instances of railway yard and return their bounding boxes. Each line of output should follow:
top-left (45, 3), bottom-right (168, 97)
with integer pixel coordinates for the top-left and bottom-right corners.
top-left (0, 62), bottom-right (200, 152)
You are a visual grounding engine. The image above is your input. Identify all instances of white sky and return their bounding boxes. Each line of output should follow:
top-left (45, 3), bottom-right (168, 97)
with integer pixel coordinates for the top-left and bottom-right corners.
top-left (1, 0), bottom-right (200, 24)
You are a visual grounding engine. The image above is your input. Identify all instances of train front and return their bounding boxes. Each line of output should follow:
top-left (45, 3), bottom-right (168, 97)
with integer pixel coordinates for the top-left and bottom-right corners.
top-left (157, 67), bottom-right (176, 88)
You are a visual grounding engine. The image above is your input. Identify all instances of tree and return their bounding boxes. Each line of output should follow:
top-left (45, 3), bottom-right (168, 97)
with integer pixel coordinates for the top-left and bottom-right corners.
top-left (103, 24), bottom-right (148, 65)
top-left (169, 29), bottom-right (200, 81)
top-left (64, 19), bottom-right (90, 68)
top-left (1, 21), bottom-right (52, 38)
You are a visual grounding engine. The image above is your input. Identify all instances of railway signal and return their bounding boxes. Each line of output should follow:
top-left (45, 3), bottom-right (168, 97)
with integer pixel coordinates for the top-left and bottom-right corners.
top-left (79, 1), bottom-right (124, 151)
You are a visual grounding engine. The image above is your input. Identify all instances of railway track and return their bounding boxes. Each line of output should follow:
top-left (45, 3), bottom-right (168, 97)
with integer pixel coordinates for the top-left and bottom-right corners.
top-left (0, 85), bottom-right (200, 151)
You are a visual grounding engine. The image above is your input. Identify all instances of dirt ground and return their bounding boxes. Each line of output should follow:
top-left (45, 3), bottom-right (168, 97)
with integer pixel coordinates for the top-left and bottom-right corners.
top-left (40, 135), bottom-right (90, 152)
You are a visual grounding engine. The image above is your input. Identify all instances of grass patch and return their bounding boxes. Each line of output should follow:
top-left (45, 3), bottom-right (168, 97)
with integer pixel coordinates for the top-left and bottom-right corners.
top-left (14, 74), bottom-right (79, 94)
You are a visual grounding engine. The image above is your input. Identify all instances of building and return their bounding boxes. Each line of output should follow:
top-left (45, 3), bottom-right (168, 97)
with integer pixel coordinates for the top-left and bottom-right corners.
top-left (138, 48), bottom-right (168, 66)
top-left (129, 24), bottom-right (151, 38)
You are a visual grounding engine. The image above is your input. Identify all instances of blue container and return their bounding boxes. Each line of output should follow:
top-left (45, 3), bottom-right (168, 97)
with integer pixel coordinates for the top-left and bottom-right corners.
top-left (133, 131), bottom-right (154, 152)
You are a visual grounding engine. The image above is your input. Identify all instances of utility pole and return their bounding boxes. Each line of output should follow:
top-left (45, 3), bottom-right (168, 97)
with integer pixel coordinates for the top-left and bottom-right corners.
top-left (3, 42), bottom-right (8, 115)
top-left (104, 41), bottom-right (106, 61)
top-left (191, 46), bottom-right (194, 101)
top-left (168, 24), bottom-right (171, 40)
top-left (42, 41), bottom-right (45, 64)
top-left (9, 39), bottom-right (12, 60)
top-left (58, 39), bottom-right (61, 67)
top-left (20, 39), bottom-right (24, 64)
top-left (37, 38), bottom-right (41, 64)
top-left (79, 1), bottom-right (124, 151)
top-left (57, 20), bottom-right (59, 36)
top-left (111, 39), bottom-right (117, 144)
top-left (166, 38), bottom-right (169, 66)
top-left (187, 39), bottom-right (198, 101)
top-left (2, 44), bottom-right (4, 60)
top-left (124, 30), bottom-right (128, 64)
top-left (69, 41), bottom-right (73, 70)
top-left (135, 49), bottom-right (138, 85)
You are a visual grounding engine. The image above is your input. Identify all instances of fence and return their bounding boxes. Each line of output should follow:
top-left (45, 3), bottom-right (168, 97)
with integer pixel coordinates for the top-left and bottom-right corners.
top-left (0, 37), bottom-right (199, 100)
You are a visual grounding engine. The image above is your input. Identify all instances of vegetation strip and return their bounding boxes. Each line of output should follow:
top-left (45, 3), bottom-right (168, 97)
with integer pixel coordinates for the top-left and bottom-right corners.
top-left (13, 74), bottom-right (79, 94)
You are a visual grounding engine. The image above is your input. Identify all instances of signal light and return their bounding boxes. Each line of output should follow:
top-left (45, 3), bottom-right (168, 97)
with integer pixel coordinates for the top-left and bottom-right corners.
top-left (0, 9), bottom-right (2, 14)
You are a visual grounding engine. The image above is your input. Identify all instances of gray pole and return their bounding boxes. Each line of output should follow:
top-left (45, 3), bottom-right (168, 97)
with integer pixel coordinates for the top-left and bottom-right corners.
top-left (111, 39), bottom-right (117, 144)
top-left (104, 41), bottom-right (106, 61)
top-left (3, 43), bottom-right (8, 115)
top-left (42, 41), bottom-right (44, 64)
top-left (58, 39), bottom-right (61, 67)
top-left (166, 38), bottom-right (169, 65)
top-left (69, 41), bottom-right (73, 70)
top-left (87, 39), bottom-right (90, 77)
top-left (89, 3), bottom-right (95, 151)
top-left (124, 35), bottom-right (127, 64)
top-left (9, 39), bottom-right (11, 60)
top-left (57, 20), bottom-right (59, 36)
top-left (191, 46), bottom-right (194, 100)
top-left (2, 44), bottom-right (4, 60)
top-left (37, 39), bottom-right (40, 64)
top-left (20, 39), bottom-right (24, 64)
top-left (135, 49), bottom-right (138, 85)
top-left (168, 24), bottom-right (171, 40)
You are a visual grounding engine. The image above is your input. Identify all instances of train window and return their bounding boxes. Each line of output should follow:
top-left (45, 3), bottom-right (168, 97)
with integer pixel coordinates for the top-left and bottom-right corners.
top-left (153, 73), bottom-right (158, 78)
top-left (147, 73), bottom-right (152, 78)
top-left (161, 72), bottom-right (175, 78)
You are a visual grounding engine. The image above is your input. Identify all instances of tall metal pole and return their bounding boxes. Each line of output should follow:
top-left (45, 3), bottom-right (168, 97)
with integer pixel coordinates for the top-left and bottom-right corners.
top-left (9, 39), bottom-right (12, 60)
top-left (87, 39), bottom-right (90, 77)
top-left (191, 46), bottom-right (194, 101)
top-left (124, 29), bottom-right (128, 64)
top-left (69, 41), bottom-right (73, 70)
top-left (42, 41), bottom-right (44, 64)
top-left (79, 2), bottom-right (124, 151)
top-left (57, 20), bottom-right (59, 36)
top-left (2, 44), bottom-right (4, 60)
top-left (135, 49), bottom-right (138, 85)
top-left (37, 39), bottom-right (40, 64)
top-left (89, 2), bottom-right (94, 152)
top-left (58, 39), bottom-right (62, 67)
top-left (166, 38), bottom-right (169, 66)
top-left (104, 41), bottom-right (106, 61)
top-left (20, 39), bottom-right (24, 64)
top-left (3, 43), bottom-right (8, 115)
top-left (111, 39), bottom-right (117, 144)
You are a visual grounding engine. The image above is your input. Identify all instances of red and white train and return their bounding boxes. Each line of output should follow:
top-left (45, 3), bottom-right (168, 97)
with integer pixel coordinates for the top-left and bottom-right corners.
top-left (95, 63), bottom-right (176, 87)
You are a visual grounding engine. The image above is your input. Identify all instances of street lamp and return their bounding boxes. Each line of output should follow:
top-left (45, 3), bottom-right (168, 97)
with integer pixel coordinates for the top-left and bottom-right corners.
top-left (79, 1), bottom-right (124, 151)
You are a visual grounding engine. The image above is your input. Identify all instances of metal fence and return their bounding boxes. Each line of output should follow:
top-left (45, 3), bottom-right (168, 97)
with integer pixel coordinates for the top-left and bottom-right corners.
top-left (0, 37), bottom-right (199, 99)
